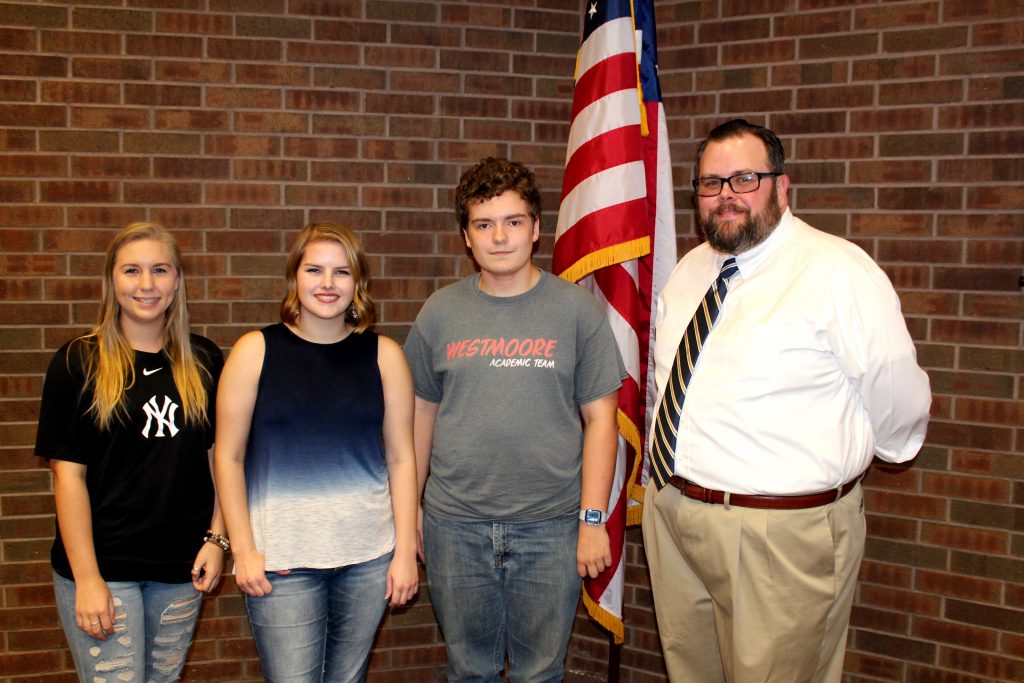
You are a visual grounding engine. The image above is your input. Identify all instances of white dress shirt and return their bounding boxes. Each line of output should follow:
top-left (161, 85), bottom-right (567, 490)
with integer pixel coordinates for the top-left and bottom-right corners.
top-left (652, 208), bottom-right (931, 495)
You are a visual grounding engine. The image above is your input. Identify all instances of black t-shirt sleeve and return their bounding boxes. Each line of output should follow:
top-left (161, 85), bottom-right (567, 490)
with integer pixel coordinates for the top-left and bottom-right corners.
top-left (35, 341), bottom-right (91, 465)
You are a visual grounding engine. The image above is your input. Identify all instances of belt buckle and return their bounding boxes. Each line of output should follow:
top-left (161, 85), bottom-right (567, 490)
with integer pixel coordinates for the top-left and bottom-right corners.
top-left (702, 486), bottom-right (713, 504)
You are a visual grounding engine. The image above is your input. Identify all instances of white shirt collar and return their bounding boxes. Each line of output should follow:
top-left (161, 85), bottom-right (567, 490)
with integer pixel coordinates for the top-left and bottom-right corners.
top-left (731, 207), bottom-right (794, 278)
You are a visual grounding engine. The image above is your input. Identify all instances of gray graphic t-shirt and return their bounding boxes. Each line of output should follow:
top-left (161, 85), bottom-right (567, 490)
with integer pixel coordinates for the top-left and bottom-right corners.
top-left (404, 271), bottom-right (625, 522)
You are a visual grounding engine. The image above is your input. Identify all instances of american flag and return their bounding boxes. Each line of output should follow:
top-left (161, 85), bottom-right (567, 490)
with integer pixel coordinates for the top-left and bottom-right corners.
top-left (554, 0), bottom-right (676, 643)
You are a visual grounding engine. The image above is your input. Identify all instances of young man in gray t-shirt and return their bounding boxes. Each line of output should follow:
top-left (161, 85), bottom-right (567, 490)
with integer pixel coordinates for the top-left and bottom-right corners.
top-left (404, 157), bottom-right (623, 682)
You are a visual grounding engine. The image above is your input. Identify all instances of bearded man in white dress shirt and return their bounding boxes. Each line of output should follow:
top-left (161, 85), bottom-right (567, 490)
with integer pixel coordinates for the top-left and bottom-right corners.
top-left (642, 118), bottom-right (931, 683)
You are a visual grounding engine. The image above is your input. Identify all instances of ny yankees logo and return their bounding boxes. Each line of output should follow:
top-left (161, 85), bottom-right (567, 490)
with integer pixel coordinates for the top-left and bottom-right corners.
top-left (141, 395), bottom-right (180, 438)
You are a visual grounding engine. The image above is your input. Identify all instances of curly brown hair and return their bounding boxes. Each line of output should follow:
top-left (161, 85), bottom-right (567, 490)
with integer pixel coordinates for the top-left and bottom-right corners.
top-left (454, 157), bottom-right (541, 232)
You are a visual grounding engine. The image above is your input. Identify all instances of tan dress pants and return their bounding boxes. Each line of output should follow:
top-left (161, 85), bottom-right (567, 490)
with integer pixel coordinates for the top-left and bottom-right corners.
top-left (642, 479), bottom-right (866, 683)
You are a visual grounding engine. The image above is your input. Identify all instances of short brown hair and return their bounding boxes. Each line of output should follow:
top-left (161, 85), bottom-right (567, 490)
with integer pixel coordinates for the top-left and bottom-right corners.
top-left (695, 118), bottom-right (786, 175)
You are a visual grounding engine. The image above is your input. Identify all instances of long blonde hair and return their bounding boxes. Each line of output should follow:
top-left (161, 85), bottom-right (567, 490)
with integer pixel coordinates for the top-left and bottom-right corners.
top-left (280, 222), bottom-right (377, 333)
top-left (72, 222), bottom-right (211, 430)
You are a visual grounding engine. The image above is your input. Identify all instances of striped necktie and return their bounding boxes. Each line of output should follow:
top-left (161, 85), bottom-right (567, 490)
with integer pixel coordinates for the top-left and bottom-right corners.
top-left (650, 257), bottom-right (739, 490)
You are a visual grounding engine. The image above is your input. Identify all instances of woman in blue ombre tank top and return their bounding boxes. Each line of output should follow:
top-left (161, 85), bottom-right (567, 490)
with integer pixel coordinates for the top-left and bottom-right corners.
top-left (214, 223), bottom-right (419, 683)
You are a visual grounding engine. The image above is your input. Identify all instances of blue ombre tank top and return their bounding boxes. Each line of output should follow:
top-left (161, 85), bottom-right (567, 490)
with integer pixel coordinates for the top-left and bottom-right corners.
top-left (245, 323), bottom-right (394, 570)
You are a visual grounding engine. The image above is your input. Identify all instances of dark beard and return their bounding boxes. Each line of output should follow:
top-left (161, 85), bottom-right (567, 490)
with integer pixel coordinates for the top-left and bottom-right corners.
top-left (699, 187), bottom-right (783, 254)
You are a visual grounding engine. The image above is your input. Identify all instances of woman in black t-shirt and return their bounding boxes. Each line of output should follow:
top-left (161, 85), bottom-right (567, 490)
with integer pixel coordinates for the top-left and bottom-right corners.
top-left (35, 222), bottom-right (225, 683)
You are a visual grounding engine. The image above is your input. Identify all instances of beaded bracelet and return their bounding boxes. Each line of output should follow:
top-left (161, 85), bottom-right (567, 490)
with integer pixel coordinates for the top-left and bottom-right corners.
top-left (204, 530), bottom-right (230, 551)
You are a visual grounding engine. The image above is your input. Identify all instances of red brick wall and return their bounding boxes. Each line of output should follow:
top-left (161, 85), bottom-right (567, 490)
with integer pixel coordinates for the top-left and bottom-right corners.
top-left (0, 2), bottom-right (579, 681)
top-left (1, 1), bottom-right (1021, 682)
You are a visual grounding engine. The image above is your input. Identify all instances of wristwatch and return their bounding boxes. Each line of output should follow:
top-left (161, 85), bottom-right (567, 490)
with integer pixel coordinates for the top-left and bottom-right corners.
top-left (579, 508), bottom-right (609, 525)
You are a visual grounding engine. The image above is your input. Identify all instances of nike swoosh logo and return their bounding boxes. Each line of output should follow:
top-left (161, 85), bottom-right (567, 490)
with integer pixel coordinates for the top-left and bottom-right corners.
top-left (143, 368), bottom-right (163, 376)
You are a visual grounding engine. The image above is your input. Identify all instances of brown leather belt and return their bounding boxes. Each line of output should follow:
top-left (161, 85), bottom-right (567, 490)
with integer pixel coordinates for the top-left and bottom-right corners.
top-left (667, 475), bottom-right (861, 510)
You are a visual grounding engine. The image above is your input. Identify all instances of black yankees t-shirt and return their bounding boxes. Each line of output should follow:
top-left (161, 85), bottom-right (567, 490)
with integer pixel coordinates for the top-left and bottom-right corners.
top-left (35, 335), bottom-right (223, 583)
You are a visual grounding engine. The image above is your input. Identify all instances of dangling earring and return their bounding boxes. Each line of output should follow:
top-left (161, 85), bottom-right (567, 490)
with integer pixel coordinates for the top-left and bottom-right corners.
top-left (347, 303), bottom-right (358, 322)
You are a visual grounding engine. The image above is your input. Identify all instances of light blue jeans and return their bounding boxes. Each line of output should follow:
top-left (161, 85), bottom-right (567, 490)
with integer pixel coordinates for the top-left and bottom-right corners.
top-left (244, 552), bottom-right (391, 683)
top-left (423, 509), bottom-right (581, 683)
top-left (53, 571), bottom-right (202, 683)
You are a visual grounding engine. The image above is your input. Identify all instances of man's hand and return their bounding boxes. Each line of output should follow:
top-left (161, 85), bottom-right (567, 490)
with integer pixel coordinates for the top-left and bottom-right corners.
top-left (576, 522), bottom-right (612, 578)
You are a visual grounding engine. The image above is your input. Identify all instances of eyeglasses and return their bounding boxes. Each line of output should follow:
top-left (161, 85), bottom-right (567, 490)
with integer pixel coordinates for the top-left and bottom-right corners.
top-left (692, 172), bottom-right (782, 197)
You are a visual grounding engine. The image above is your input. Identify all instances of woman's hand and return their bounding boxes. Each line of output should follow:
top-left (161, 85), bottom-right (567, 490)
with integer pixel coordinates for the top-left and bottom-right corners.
top-left (75, 575), bottom-right (115, 640)
top-left (384, 550), bottom-right (419, 607)
top-left (232, 548), bottom-right (273, 597)
top-left (191, 542), bottom-right (225, 593)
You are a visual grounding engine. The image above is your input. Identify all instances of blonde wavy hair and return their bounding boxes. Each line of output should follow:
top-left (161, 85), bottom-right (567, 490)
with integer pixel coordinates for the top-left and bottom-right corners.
top-left (280, 222), bottom-right (376, 333)
top-left (72, 222), bottom-right (211, 430)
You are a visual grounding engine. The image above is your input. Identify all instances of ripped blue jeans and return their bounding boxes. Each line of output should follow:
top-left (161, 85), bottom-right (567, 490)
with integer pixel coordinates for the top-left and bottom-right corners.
top-left (53, 571), bottom-right (202, 683)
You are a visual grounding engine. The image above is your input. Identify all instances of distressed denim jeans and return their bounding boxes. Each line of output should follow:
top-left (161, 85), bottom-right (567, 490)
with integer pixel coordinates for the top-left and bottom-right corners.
top-left (53, 571), bottom-right (202, 683)
top-left (423, 509), bottom-right (581, 683)
top-left (244, 551), bottom-right (391, 683)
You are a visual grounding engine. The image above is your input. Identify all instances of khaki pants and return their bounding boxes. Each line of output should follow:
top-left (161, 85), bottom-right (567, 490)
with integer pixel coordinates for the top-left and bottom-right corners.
top-left (642, 480), bottom-right (866, 683)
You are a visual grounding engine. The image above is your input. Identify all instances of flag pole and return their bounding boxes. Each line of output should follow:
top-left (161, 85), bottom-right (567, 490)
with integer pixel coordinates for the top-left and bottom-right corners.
top-left (608, 634), bottom-right (620, 683)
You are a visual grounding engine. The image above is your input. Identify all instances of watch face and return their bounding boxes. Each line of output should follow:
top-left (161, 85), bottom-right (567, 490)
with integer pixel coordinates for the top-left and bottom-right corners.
top-left (584, 509), bottom-right (602, 524)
